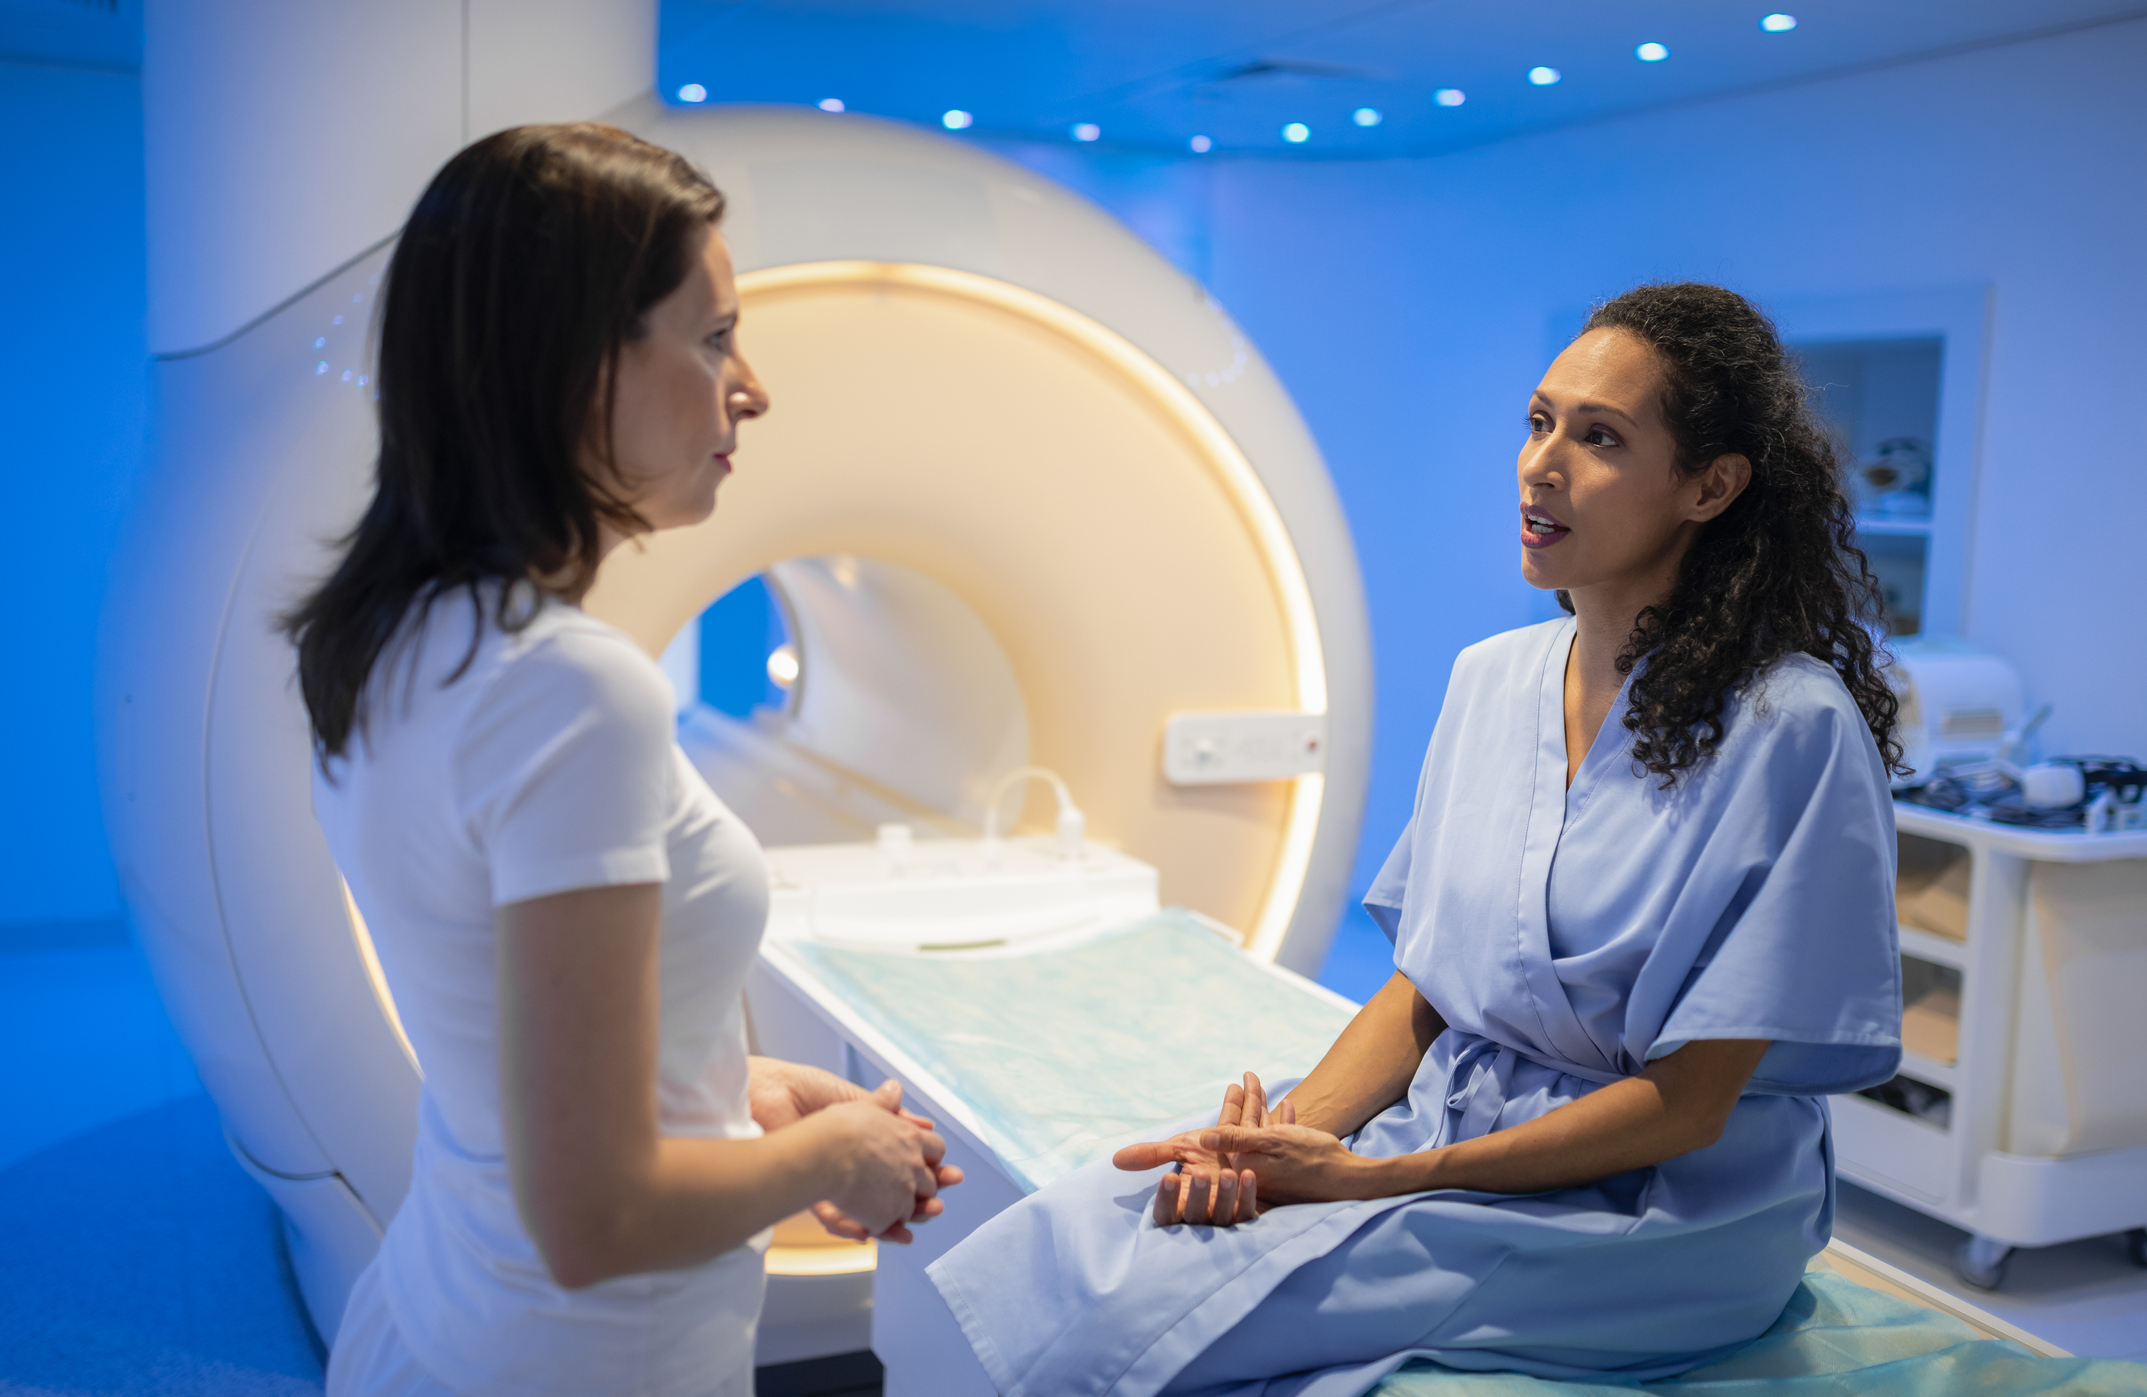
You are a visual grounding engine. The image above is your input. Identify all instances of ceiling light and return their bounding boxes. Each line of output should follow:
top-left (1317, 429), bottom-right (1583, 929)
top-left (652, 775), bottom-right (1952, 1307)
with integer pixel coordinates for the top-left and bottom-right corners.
top-left (1760, 13), bottom-right (1797, 31)
top-left (1352, 107), bottom-right (1382, 127)
top-left (767, 644), bottom-right (799, 689)
top-left (1282, 122), bottom-right (1309, 143)
top-left (818, 98), bottom-right (844, 112)
top-left (1434, 88), bottom-right (1466, 107)
top-left (1071, 122), bottom-right (1100, 142)
top-left (942, 109), bottom-right (973, 130)
top-left (1635, 42), bottom-right (1669, 62)
top-left (1528, 66), bottom-right (1561, 86)
top-left (677, 83), bottom-right (708, 103)
top-left (1189, 134), bottom-right (1213, 153)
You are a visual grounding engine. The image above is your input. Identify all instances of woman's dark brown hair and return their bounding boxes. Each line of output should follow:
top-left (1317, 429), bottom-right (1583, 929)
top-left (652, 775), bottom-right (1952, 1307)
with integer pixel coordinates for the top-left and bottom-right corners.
top-left (1571, 282), bottom-right (1903, 782)
top-left (285, 123), bottom-right (725, 761)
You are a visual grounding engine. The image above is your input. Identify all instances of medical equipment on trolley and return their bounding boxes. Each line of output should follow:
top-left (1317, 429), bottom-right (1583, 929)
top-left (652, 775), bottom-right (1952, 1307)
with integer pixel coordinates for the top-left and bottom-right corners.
top-left (1887, 639), bottom-right (2031, 784)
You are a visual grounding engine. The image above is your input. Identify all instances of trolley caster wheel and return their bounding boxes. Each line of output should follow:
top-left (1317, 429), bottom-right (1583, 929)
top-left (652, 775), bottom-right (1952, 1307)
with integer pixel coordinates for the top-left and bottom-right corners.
top-left (1954, 1235), bottom-right (2012, 1290)
top-left (2127, 1229), bottom-right (2147, 1270)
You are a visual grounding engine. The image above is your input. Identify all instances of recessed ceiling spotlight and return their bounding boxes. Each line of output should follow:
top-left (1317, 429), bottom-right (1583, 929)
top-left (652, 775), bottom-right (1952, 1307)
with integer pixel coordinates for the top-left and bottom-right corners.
top-left (1760, 13), bottom-right (1798, 31)
top-left (677, 83), bottom-right (708, 103)
top-left (818, 98), bottom-right (845, 112)
top-left (1281, 122), bottom-right (1310, 143)
top-left (1352, 107), bottom-right (1382, 127)
top-left (942, 109), bottom-right (974, 130)
top-left (1528, 66), bottom-right (1562, 86)
top-left (1434, 88), bottom-right (1466, 107)
top-left (1071, 122), bottom-right (1100, 142)
top-left (1635, 42), bottom-right (1670, 62)
top-left (1189, 134), bottom-right (1213, 153)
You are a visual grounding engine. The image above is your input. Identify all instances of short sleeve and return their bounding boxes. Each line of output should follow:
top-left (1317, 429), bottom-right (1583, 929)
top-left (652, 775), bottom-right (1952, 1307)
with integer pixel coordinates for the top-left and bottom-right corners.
top-left (1648, 697), bottom-right (1903, 1096)
top-left (455, 630), bottom-right (675, 907)
top-left (1362, 819), bottom-right (1414, 945)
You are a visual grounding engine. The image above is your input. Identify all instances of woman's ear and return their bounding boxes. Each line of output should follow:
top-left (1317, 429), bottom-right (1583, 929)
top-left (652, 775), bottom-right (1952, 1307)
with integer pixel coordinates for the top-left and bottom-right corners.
top-left (1690, 452), bottom-right (1751, 522)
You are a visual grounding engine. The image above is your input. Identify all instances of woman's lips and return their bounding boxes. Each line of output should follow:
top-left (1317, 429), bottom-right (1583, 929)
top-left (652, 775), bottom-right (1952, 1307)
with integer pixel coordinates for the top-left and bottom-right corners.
top-left (1520, 505), bottom-right (1570, 549)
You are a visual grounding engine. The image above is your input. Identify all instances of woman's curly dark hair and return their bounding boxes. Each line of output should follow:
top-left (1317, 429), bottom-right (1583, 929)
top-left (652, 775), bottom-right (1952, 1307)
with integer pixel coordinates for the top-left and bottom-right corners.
top-left (1571, 283), bottom-right (1903, 783)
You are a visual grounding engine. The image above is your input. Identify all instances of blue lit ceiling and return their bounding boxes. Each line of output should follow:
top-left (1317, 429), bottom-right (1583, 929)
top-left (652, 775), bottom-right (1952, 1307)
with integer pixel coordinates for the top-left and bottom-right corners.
top-left (660, 0), bottom-right (2147, 156)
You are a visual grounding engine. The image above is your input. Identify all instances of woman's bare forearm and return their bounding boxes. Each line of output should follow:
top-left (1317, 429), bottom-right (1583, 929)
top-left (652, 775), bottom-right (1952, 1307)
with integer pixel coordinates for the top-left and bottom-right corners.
top-left (541, 1115), bottom-right (847, 1286)
top-left (1352, 1037), bottom-right (1770, 1197)
top-left (1285, 971), bottom-right (1446, 1139)
top-left (498, 885), bottom-right (926, 1289)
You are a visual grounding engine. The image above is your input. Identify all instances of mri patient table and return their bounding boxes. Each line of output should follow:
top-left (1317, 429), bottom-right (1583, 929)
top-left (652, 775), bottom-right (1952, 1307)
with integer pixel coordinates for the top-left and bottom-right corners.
top-left (744, 841), bottom-right (2131, 1397)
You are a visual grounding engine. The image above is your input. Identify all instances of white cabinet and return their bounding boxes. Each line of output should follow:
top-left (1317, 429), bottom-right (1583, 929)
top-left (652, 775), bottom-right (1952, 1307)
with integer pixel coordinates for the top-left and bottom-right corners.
top-left (1833, 803), bottom-right (2147, 1287)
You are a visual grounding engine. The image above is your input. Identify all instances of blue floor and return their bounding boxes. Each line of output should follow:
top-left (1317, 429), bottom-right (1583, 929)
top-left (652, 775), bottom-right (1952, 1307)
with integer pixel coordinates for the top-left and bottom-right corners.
top-left (1, 938), bottom-right (326, 1394)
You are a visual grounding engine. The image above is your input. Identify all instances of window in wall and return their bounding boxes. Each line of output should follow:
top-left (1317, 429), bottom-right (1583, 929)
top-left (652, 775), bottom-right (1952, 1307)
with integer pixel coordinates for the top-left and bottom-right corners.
top-left (1792, 338), bottom-right (1945, 636)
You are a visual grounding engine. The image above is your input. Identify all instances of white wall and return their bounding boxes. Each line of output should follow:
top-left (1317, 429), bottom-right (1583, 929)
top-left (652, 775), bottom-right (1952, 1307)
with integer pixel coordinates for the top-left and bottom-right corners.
top-left (1184, 20), bottom-right (2147, 888)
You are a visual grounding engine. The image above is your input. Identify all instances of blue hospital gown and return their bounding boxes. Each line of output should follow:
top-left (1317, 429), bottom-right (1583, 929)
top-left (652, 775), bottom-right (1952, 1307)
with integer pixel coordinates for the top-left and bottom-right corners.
top-left (927, 617), bottom-right (1903, 1397)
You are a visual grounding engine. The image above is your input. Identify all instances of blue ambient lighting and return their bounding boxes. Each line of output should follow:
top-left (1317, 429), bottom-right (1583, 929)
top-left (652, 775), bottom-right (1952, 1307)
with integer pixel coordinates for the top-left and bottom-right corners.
top-left (1636, 42), bottom-right (1670, 62)
top-left (1528, 66), bottom-right (1562, 86)
top-left (1353, 107), bottom-right (1382, 127)
top-left (1761, 13), bottom-right (1798, 31)
top-left (1189, 134), bottom-right (1212, 153)
top-left (315, 362), bottom-right (328, 375)
top-left (942, 109), bottom-right (973, 130)
top-left (1071, 122), bottom-right (1100, 142)
top-left (1435, 88), bottom-right (1466, 107)
top-left (818, 97), bottom-right (844, 112)
top-left (313, 337), bottom-right (325, 348)
top-left (677, 83), bottom-right (708, 103)
top-left (1282, 122), bottom-right (1310, 143)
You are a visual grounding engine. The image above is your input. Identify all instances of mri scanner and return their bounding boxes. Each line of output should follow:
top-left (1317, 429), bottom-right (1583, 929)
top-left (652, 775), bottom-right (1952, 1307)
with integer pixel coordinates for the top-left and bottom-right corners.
top-left (97, 1), bottom-right (1370, 1379)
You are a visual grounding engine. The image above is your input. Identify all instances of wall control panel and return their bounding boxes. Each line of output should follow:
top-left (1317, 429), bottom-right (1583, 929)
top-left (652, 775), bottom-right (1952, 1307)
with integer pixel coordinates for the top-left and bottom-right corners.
top-left (1161, 710), bottom-right (1327, 786)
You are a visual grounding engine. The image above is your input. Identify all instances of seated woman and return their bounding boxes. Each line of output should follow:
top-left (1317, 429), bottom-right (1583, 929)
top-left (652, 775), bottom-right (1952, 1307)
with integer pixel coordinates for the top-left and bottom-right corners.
top-left (927, 282), bottom-right (1905, 1395)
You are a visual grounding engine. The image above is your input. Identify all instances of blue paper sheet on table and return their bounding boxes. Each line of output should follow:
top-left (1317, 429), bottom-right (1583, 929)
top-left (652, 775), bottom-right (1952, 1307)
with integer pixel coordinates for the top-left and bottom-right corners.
top-left (785, 909), bottom-right (1355, 1192)
top-left (782, 911), bottom-right (2147, 1396)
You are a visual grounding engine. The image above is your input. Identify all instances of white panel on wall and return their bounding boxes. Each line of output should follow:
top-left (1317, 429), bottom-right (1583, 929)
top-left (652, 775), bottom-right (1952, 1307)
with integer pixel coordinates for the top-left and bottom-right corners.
top-left (465, 0), bottom-right (656, 141)
top-left (143, 0), bottom-right (657, 357)
top-left (143, 0), bottom-right (462, 355)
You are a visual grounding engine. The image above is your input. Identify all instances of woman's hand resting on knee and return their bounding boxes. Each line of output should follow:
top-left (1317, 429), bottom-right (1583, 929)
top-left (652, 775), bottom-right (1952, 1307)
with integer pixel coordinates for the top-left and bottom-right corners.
top-left (1113, 1073), bottom-right (1364, 1227)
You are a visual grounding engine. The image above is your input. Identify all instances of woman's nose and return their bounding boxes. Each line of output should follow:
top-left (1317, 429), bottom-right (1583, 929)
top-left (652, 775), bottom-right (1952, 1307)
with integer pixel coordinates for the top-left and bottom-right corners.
top-left (1518, 437), bottom-right (1560, 487)
top-left (728, 364), bottom-right (770, 421)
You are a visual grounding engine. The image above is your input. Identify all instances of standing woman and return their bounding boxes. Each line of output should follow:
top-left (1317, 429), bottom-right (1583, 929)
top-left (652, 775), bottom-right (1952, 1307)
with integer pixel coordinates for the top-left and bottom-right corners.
top-left (928, 283), bottom-right (1904, 1394)
top-left (289, 124), bottom-right (959, 1397)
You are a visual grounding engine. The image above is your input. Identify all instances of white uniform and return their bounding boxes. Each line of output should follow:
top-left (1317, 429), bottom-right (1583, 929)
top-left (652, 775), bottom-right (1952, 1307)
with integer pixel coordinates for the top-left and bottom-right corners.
top-left (315, 583), bottom-right (771, 1396)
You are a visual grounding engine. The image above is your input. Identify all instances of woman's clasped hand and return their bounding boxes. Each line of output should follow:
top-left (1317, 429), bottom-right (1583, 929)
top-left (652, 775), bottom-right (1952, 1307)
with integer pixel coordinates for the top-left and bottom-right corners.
top-left (1113, 1072), bottom-right (1364, 1226)
top-left (748, 1058), bottom-right (963, 1244)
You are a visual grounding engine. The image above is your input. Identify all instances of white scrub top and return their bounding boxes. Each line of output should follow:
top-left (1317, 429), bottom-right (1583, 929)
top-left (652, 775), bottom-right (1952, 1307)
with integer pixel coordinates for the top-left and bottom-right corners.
top-left (314, 582), bottom-right (771, 1397)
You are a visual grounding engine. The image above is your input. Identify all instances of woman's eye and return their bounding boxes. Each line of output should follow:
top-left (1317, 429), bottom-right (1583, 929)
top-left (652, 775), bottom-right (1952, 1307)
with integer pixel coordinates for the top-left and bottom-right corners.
top-left (1586, 428), bottom-right (1619, 447)
top-left (1528, 414), bottom-right (1549, 434)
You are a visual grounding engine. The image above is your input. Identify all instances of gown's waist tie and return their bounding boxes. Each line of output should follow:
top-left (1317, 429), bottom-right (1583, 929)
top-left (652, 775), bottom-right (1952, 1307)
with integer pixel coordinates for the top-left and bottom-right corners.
top-left (1430, 1034), bottom-right (1627, 1153)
